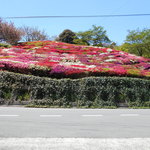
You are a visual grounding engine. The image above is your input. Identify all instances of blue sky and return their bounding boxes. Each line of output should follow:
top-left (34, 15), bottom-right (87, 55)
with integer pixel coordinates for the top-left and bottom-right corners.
top-left (0, 0), bottom-right (150, 45)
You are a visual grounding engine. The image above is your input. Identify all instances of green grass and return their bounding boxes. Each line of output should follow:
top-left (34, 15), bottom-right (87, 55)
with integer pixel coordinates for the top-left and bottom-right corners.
top-left (25, 104), bottom-right (117, 109)
top-left (129, 106), bottom-right (150, 109)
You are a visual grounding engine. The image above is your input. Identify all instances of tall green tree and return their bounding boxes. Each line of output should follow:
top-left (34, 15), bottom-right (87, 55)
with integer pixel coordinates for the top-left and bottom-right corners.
top-left (75, 25), bottom-right (111, 46)
top-left (56, 29), bottom-right (76, 44)
top-left (124, 28), bottom-right (150, 57)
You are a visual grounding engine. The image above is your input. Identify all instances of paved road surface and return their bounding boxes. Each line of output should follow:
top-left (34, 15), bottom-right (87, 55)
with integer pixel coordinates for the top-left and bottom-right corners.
top-left (0, 106), bottom-right (150, 138)
top-left (0, 106), bottom-right (150, 149)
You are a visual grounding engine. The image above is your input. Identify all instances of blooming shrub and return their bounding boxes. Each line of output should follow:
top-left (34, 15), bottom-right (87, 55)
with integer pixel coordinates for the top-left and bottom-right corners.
top-left (0, 41), bottom-right (149, 78)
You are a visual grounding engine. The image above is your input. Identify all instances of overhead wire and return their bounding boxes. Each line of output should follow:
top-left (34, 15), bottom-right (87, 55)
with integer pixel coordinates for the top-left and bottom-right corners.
top-left (3, 14), bottom-right (150, 19)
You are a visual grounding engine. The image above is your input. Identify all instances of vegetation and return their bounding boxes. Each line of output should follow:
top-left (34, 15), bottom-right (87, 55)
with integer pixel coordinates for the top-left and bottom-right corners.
top-left (0, 19), bottom-right (23, 45)
top-left (0, 19), bottom-right (150, 108)
top-left (74, 25), bottom-right (111, 46)
top-left (20, 26), bottom-right (49, 42)
top-left (0, 43), bottom-right (11, 48)
top-left (128, 101), bottom-right (150, 108)
top-left (0, 41), bottom-right (149, 79)
top-left (56, 29), bottom-right (76, 44)
top-left (116, 28), bottom-right (150, 58)
top-left (0, 71), bottom-right (149, 107)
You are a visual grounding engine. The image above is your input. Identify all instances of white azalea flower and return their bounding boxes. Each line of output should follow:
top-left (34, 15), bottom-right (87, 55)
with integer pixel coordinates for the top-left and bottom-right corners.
top-left (88, 65), bottom-right (96, 68)
top-left (107, 48), bottom-right (113, 52)
top-left (104, 59), bottom-right (117, 62)
top-left (108, 55), bottom-right (114, 58)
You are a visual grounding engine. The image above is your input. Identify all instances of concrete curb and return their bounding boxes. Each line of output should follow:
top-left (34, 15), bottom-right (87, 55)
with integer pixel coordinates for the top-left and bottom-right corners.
top-left (0, 138), bottom-right (150, 150)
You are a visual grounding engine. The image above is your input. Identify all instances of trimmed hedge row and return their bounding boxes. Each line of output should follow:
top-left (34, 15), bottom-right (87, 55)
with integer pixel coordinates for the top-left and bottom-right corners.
top-left (0, 71), bottom-right (149, 107)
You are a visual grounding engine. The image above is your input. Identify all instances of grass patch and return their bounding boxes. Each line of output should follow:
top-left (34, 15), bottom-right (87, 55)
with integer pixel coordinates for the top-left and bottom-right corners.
top-left (25, 104), bottom-right (117, 109)
top-left (128, 101), bottom-right (150, 109)
top-left (129, 106), bottom-right (150, 109)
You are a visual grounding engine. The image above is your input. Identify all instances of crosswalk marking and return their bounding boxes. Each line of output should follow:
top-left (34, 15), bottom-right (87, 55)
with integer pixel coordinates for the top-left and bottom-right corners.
top-left (0, 115), bottom-right (19, 117)
top-left (40, 115), bottom-right (62, 117)
top-left (82, 115), bottom-right (103, 117)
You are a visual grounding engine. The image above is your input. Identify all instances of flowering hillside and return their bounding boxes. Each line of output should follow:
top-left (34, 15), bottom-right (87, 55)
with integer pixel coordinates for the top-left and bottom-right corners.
top-left (0, 41), bottom-right (150, 78)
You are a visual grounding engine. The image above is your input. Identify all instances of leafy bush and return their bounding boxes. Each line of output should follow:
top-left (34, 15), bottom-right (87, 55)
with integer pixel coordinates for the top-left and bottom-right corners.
top-left (0, 71), bottom-right (149, 107)
top-left (128, 101), bottom-right (150, 108)
top-left (0, 43), bottom-right (11, 48)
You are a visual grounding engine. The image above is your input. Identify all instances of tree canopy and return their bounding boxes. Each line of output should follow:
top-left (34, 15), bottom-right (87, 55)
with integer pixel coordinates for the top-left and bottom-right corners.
top-left (75, 25), bottom-right (111, 47)
top-left (20, 26), bottom-right (49, 42)
top-left (122, 28), bottom-right (150, 58)
top-left (0, 19), bottom-right (23, 45)
top-left (56, 29), bottom-right (76, 44)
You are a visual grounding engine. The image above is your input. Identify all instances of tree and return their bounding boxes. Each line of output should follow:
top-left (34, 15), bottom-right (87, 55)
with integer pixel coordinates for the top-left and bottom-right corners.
top-left (73, 38), bottom-right (89, 46)
top-left (108, 42), bottom-right (117, 49)
top-left (103, 42), bottom-right (117, 49)
top-left (115, 43), bottom-right (130, 52)
top-left (124, 28), bottom-right (150, 57)
top-left (56, 29), bottom-right (76, 44)
top-left (0, 19), bottom-right (23, 45)
top-left (21, 26), bottom-right (49, 42)
top-left (75, 25), bottom-right (111, 46)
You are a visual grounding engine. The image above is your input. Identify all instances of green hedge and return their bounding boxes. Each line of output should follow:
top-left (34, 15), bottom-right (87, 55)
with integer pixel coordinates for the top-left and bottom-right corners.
top-left (0, 43), bottom-right (11, 48)
top-left (0, 71), bottom-right (149, 107)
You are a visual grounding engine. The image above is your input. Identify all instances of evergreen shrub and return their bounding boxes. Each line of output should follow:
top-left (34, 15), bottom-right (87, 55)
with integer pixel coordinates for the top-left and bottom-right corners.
top-left (0, 71), bottom-right (149, 107)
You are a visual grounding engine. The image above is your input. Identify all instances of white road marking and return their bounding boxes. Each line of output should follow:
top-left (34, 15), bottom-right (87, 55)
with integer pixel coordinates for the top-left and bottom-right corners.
top-left (0, 115), bottom-right (19, 117)
top-left (0, 138), bottom-right (150, 150)
top-left (120, 114), bottom-right (139, 117)
top-left (82, 115), bottom-right (103, 117)
top-left (40, 115), bottom-right (62, 117)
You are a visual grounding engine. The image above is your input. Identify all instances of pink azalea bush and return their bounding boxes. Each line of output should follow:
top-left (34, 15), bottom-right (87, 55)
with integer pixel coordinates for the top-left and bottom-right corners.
top-left (0, 41), bottom-right (150, 78)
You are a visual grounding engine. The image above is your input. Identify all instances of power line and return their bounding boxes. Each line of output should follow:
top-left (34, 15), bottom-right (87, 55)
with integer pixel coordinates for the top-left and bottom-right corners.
top-left (3, 14), bottom-right (150, 19)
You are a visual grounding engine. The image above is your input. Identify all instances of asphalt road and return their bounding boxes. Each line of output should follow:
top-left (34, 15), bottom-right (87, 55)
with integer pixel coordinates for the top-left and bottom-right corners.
top-left (0, 106), bottom-right (150, 138)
